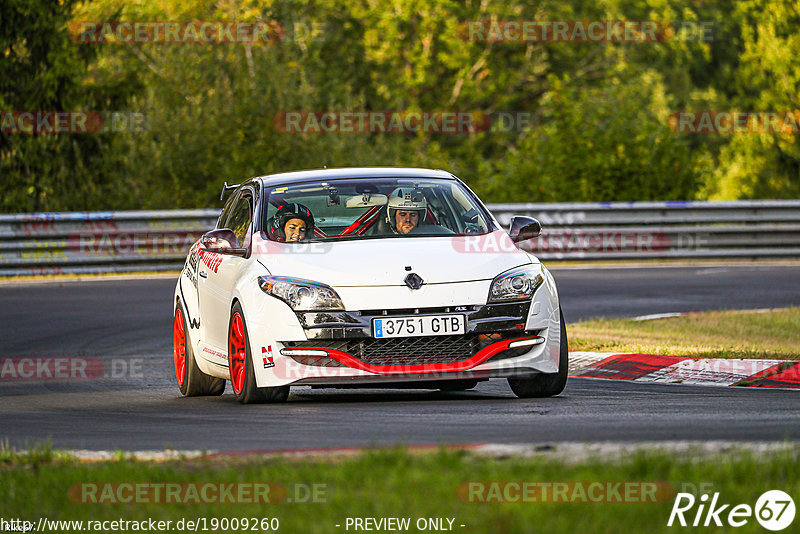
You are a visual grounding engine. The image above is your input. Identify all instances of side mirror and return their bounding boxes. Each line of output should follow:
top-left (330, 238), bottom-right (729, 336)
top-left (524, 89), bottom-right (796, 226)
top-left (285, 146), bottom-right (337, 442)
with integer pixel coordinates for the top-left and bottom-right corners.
top-left (200, 229), bottom-right (247, 257)
top-left (508, 216), bottom-right (542, 243)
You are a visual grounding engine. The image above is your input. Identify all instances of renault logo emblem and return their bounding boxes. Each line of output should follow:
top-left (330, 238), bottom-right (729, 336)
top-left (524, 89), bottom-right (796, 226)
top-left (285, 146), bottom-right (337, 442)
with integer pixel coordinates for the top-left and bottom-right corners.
top-left (404, 273), bottom-right (424, 290)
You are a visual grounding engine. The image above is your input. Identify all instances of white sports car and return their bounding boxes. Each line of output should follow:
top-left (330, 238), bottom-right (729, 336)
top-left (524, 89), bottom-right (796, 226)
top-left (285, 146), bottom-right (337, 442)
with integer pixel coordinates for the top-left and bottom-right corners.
top-left (173, 167), bottom-right (567, 403)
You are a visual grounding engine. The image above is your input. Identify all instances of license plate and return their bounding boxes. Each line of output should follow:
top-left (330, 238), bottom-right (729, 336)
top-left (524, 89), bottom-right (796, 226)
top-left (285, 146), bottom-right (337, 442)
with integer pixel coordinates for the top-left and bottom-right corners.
top-left (372, 315), bottom-right (466, 339)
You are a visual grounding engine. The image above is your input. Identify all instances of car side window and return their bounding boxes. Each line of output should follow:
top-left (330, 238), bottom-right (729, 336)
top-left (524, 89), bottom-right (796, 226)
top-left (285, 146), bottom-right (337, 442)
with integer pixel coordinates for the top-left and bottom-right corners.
top-left (217, 191), bottom-right (240, 229)
top-left (226, 194), bottom-right (252, 248)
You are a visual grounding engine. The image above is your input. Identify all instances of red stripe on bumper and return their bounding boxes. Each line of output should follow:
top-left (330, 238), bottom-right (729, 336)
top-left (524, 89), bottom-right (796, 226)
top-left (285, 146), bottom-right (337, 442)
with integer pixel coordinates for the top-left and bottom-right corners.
top-left (289, 337), bottom-right (540, 375)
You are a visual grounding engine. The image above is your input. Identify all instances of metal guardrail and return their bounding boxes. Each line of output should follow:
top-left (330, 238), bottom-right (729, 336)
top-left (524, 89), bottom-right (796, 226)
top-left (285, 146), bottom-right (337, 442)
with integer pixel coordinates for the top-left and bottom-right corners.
top-left (1, 200), bottom-right (799, 276)
top-left (491, 200), bottom-right (800, 261)
top-left (0, 210), bottom-right (220, 276)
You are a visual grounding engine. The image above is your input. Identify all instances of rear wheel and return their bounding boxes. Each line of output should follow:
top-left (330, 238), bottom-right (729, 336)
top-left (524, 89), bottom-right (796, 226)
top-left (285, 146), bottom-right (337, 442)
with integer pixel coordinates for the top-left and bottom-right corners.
top-left (507, 309), bottom-right (568, 398)
top-left (174, 302), bottom-right (225, 397)
top-left (228, 302), bottom-right (290, 404)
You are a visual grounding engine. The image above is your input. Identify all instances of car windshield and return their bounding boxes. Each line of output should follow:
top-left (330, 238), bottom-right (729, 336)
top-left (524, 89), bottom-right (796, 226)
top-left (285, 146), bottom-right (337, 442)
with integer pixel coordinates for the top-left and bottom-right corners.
top-left (262, 177), bottom-right (494, 242)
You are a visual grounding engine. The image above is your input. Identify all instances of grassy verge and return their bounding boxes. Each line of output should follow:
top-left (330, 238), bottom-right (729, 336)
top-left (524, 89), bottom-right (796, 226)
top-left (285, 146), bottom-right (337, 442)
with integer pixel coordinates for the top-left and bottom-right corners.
top-left (569, 307), bottom-right (800, 359)
top-left (1, 445), bottom-right (797, 534)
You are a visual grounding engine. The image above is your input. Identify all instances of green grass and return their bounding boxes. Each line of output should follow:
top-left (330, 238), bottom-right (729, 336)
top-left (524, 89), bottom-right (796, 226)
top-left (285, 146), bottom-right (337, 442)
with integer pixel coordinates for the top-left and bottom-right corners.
top-left (1, 446), bottom-right (798, 533)
top-left (0, 440), bottom-right (72, 468)
top-left (569, 307), bottom-right (800, 359)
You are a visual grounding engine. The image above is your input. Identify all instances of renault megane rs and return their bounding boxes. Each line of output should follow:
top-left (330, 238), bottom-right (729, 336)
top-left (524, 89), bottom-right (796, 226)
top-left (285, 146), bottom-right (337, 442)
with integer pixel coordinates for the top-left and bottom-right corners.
top-left (173, 167), bottom-right (567, 403)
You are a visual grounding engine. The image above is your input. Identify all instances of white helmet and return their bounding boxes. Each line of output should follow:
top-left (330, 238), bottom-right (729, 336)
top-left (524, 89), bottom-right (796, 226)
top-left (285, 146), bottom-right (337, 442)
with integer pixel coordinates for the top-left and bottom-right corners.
top-left (386, 187), bottom-right (427, 232)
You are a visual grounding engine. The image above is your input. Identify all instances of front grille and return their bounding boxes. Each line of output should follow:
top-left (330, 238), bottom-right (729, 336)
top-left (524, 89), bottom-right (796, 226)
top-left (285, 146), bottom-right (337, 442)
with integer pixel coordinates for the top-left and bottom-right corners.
top-left (359, 305), bottom-right (476, 316)
top-left (286, 335), bottom-right (480, 367)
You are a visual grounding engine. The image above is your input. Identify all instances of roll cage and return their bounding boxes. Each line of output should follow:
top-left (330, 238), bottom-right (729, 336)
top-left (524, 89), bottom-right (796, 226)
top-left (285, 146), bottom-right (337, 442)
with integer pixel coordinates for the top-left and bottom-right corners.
top-left (217, 174), bottom-right (498, 242)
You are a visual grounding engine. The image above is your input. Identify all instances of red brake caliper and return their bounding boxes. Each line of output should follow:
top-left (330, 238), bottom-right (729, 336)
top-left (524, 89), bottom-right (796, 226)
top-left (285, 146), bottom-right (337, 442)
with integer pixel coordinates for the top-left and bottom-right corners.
top-left (173, 309), bottom-right (186, 386)
top-left (229, 313), bottom-right (247, 394)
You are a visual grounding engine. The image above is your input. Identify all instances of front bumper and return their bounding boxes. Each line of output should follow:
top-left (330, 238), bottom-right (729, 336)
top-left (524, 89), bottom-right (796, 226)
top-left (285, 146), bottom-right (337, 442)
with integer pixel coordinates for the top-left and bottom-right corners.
top-left (274, 303), bottom-right (558, 386)
top-left (245, 269), bottom-right (562, 388)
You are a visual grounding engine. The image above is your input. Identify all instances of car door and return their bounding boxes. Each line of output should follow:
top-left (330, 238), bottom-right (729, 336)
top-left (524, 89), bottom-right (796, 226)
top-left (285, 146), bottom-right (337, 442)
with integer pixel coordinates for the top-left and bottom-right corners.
top-left (197, 188), bottom-right (254, 352)
top-left (177, 190), bottom-right (240, 338)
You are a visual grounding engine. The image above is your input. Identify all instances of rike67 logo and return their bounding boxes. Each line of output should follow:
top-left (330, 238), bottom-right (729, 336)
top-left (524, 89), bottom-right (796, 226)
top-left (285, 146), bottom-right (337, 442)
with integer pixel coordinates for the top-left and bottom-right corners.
top-left (668, 490), bottom-right (795, 530)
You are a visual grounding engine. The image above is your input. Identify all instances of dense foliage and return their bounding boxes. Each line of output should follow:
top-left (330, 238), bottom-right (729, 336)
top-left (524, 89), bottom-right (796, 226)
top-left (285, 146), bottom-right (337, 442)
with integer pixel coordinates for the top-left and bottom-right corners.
top-left (1, 0), bottom-right (798, 212)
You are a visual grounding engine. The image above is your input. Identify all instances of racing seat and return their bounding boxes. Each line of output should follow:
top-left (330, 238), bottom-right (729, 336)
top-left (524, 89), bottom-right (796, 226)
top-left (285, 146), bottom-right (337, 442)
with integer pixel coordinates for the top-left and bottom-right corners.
top-left (366, 211), bottom-right (393, 235)
top-left (264, 216), bottom-right (278, 240)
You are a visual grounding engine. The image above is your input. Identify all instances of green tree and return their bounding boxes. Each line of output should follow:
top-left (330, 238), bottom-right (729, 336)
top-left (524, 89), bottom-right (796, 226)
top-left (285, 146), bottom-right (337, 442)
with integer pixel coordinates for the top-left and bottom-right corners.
top-left (0, 0), bottom-right (138, 212)
top-left (701, 0), bottom-right (800, 199)
top-left (489, 73), bottom-right (705, 202)
top-left (5, 0), bottom-right (796, 212)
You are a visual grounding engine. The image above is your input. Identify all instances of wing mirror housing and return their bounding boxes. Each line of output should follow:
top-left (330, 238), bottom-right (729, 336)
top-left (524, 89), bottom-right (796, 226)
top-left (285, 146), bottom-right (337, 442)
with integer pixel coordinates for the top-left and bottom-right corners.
top-left (200, 229), bottom-right (247, 257)
top-left (508, 216), bottom-right (542, 243)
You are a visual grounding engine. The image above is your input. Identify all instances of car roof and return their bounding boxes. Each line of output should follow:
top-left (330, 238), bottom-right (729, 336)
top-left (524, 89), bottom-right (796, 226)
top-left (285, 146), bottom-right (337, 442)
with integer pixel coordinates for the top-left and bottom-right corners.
top-left (253, 167), bottom-right (458, 188)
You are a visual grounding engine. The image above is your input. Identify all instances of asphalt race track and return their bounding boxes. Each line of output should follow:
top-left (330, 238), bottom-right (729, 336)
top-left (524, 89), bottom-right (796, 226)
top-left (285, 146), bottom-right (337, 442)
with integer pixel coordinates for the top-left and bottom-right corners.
top-left (1, 264), bottom-right (798, 451)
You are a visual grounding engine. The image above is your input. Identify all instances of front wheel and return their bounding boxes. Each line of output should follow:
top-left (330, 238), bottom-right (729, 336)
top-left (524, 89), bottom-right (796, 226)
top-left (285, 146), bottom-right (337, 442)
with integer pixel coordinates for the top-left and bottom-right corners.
top-left (507, 309), bottom-right (569, 398)
top-left (228, 302), bottom-right (290, 404)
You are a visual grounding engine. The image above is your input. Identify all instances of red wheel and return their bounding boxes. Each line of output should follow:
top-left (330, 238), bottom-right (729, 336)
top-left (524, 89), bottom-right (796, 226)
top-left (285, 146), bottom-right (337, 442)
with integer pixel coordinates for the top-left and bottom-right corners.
top-left (174, 300), bottom-right (225, 397)
top-left (228, 312), bottom-right (247, 396)
top-left (227, 302), bottom-right (289, 404)
top-left (174, 307), bottom-right (187, 387)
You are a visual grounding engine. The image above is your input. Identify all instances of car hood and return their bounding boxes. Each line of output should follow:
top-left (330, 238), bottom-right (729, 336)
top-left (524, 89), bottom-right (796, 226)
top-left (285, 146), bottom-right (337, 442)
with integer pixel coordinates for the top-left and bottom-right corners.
top-left (254, 231), bottom-right (534, 287)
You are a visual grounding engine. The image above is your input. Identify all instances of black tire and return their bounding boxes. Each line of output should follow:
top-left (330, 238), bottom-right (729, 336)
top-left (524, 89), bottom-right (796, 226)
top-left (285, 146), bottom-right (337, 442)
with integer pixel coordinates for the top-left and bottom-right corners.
top-left (507, 308), bottom-right (569, 398)
top-left (174, 301), bottom-right (225, 397)
top-left (228, 302), bottom-right (290, 404)
top-left (438, 380), bottom-right (479, 391)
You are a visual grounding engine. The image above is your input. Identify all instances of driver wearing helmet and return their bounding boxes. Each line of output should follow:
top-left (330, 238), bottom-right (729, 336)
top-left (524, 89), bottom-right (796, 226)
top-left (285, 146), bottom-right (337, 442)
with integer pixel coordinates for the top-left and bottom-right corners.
top-left (267, 203), bottom-right (315, 242)
top-left (386, 187), bottom-right (427, 235)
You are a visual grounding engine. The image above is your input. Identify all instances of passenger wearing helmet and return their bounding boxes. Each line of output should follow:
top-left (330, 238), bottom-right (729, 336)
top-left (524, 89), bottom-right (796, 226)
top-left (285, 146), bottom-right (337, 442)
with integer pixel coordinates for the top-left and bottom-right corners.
top-left (268, 203), bottom-right (315, 242)
top-left (386, 187), bottom-right (427, 235)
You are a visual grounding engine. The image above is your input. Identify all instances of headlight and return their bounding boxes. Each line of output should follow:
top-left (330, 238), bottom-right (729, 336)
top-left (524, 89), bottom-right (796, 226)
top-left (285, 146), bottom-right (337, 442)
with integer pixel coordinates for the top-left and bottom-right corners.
top-left (488, 265), bottom-right (544, 303)
top-left (258, 276), bottom-right (344, 311)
